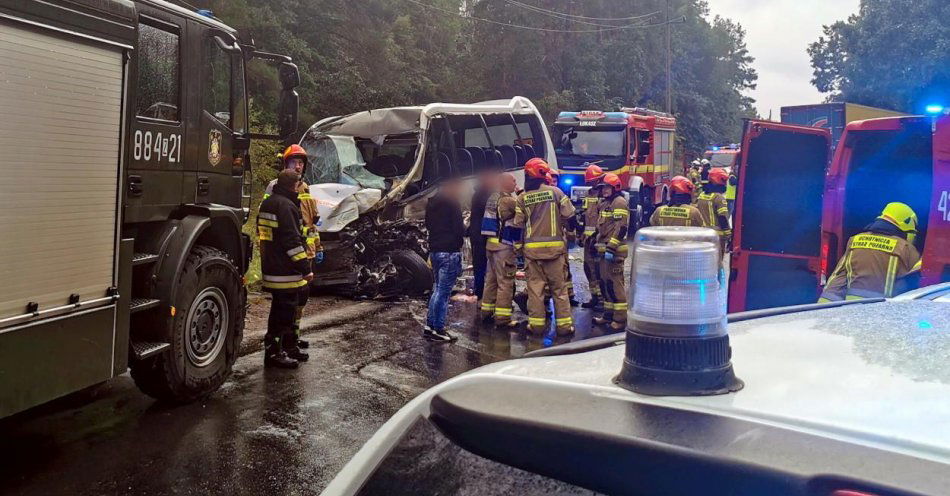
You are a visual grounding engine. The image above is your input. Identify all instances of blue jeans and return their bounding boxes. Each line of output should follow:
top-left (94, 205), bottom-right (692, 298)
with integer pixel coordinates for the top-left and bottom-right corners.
top-left (426, 252), bottom-right (462, 330)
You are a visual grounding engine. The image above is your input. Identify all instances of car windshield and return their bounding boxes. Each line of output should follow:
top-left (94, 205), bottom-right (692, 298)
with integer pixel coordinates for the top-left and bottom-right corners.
top-left (301, 134), bottom-right (393, 190)
top-left (553, 126), bottom-right (625, 158)
top-left (706, 152), bottom-right (738, 167)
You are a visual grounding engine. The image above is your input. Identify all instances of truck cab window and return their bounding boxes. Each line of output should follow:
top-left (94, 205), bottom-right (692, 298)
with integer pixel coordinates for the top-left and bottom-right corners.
top-left (136, 22), bottom-right (180, 121)
top-left (204, 37), bottom-right (232, 127)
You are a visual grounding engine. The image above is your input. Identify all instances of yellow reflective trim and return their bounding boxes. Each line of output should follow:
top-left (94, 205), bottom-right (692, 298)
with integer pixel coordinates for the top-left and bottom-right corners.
top-left (528, 317), bottom-right (546, 325)
top-left (486, 237), bottom-right (502, 246)
top-left (258, 219), bottom-right (279, 227)
top-left (613, 209), bottom-right (628, 218)
top-left (480, 303), bottom-right (496, 311)
top-left (494, 308), bottom-right (513, 316)
top-left (717, 207), bottom-right (729, 215)
top-left (550, 203), bottom-right (556, 235)
top-left (608, 237), bottom-right (622, 246)
top-left (262, 280), bottom-right (308, 289)
top-left (297, 193), bottom-right (313, 200)
top-left (555, 317), bottom-right (573, 325)
top-left (257, 226), bottom-right (273, 241)
top-left (845, 295), bottom-right (864, 301)
top-left (885, 256), bottom-right (898, 297)
top-left (851, 234), bottom-right (898, 253)
top-left (306, 238), bottom-right (317, 247)
top-left (817, 297), bottom-right (832, 303)
top-left (291, 252), bottom-right (308, 262)
top-left (525, 241), bottom-right (565, 248)
top-left (912, 259), bottom-right (922, 271)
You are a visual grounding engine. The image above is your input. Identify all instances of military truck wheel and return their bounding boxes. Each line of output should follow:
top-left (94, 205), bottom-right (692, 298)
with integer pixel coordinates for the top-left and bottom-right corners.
top-left (131, 245), bottom-right (244, 403)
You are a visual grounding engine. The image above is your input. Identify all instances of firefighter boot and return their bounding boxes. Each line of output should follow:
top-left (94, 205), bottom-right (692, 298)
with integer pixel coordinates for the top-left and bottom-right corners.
top-left (265, 337), bottom-right (299, 369)
top-left (283, 332), bottom-right (309, 362)
top-left (581, 295), bottom-right (601, 310)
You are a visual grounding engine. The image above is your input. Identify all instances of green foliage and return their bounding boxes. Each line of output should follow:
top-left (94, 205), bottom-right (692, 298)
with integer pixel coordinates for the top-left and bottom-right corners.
top-left (202, 0), bottom-right (756, 163)
top-left (808, 0), bottom-right (950, 112)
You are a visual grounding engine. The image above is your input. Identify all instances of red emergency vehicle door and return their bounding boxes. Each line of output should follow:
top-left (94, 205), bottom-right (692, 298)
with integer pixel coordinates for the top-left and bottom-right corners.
top-left (729, 120), bottom-right (832, 312)
top-left (923, 116), bottom-right (950, 285)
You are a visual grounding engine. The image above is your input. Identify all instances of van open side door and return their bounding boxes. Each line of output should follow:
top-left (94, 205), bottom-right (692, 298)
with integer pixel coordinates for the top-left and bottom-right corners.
top-left (729, 120), bottom-right (832, 312)
top-left (924, 117), bottom-right (950, 285)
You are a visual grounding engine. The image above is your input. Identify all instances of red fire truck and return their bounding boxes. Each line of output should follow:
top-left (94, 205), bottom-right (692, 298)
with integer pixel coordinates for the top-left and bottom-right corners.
top-left (728, 116), bottom-right (950, 312)
top-left (551, 108), bottom-right (675, 212)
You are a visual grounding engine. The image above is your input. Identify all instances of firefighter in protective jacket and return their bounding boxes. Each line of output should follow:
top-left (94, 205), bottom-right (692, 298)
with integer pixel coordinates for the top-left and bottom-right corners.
top-left (650, 176), bottom-right (705, 227)
top-left (819, 202), bottom-right (922, 302)
top-left (579, 164), bottom-right (606, 309)
top-left (593, 173), bottom-right (629, 331)
top-left (696, 167), bottom-right (732, 253)
top-left (480, 173), bottom-right (522, 328)
top-left (264, 144), bottom-right (323, 353)
top-left (258, 170), bottom-right (314, 369)
top-left (512, 158), bottom-right (576, 335)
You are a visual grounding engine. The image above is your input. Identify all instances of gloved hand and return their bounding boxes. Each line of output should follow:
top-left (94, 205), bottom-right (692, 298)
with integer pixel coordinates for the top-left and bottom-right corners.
top-left (604, 251), bottom-right (615, 263)
top-left (315, 251), bottom-right (325, 264)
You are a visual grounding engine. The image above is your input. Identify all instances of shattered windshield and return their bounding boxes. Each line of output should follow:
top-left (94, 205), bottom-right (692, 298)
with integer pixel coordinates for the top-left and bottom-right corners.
top-left (301, 135), bottom-right (386, 190)
top-left (552, 126), bottom-right (625, 158)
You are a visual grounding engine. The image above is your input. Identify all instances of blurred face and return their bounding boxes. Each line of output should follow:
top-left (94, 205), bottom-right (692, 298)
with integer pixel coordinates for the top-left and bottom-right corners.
top-left (478, 171), bottom-right (498, 190)
top-left (500, 173), bottom-right (517, 193)
top-left (601, 185), bottom-right (614, 197)
top-left (441, 178), bottom-right (463, 198)
top-left (285, 157), bottom-right (305, 175)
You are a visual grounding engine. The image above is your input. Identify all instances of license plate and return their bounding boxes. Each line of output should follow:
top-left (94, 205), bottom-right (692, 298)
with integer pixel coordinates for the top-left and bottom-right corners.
top-left (578, 121), bottom-right (597, 127)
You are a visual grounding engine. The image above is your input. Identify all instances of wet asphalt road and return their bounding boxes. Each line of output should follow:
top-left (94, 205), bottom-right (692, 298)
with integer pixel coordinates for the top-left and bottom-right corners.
top-left (0, 254), bottom-right (618, 496)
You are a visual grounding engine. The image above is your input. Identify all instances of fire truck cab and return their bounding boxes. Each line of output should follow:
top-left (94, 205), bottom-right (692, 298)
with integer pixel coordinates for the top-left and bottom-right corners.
top-left (551, 108), bottom-right (675, 213)
top-left (728, 116), bottom-right (950, 312)
top-left (704, 143), bottom-right (741, 169)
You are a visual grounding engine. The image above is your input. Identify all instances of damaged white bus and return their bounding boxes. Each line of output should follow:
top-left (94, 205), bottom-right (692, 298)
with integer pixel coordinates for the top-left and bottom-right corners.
top-left (298, 97), bottom-right (556, 298)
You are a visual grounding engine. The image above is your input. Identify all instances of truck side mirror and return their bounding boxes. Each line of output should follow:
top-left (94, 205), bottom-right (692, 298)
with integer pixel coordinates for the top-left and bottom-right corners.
top-left (278, 89), bottom-right (299, 141)
top-left (279, 62), bottom-right (300, 90)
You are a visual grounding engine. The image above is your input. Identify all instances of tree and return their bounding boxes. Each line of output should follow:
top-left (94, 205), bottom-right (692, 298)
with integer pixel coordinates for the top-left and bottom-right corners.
top-left (808, 0), bottom-right (950, 112)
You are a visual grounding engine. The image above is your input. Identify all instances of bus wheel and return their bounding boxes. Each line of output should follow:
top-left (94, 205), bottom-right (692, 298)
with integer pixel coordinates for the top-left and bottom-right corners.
top-left (131, 245), bottom-right (244, 403)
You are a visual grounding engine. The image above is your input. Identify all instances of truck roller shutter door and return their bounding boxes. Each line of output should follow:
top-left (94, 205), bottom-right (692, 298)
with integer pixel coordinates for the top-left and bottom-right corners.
top-left (0, 21), bottom-right (123, 323)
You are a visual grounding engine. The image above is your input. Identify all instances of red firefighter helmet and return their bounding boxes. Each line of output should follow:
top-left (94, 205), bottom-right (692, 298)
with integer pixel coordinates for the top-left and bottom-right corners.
top-left (602, 173), bottom-right (622, 190)
top-left (282, 144), bottom-right (308, 166)
top-left (708, 167), bottom-right (729, 185)
top-left (584, 164), bottom-right (605, 184)
top-left (524, 158), bottom-right (550, 179)
top-left (670, 176), bottom-right (695, 195)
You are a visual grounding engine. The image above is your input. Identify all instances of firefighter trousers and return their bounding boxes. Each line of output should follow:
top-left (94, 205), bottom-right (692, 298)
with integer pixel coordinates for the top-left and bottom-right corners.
top-left (597, 257), bottom-right (627, 326)
top-left (266, 290), bottom-right (298, 353)
top-left (481, 248), bottom-right (517, 325)
top-left (582, 236), bottom-right (601, 299)
top-left (526, 256), bottom-right (573, 335)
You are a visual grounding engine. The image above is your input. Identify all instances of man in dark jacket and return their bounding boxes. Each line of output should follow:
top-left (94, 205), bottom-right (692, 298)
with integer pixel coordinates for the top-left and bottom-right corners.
top-left (258, 170), bottom-right (314, 368)
top-left (468, 170), bottom-right (496, 299)
top-left (425, 177), bottom-right (465, 342)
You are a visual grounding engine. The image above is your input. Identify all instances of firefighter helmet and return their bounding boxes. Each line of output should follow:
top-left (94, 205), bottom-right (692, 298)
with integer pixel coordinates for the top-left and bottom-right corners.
top-left (525, 158), bottom-right (550, 179)
top-left (584, 164), bottom-right (605, 184)
top-left (670, 176), bottom-right (695, 195)
top-left (879, 202), bottom-right (918, 243)
top-left (602, 173), bottom-right (622, 190)
top-left (708, 167), bottom-right (729, 185)
top-left (282, 144), bottom-right (308, 167)
top-left (700, 159), bottom-right (711, 167)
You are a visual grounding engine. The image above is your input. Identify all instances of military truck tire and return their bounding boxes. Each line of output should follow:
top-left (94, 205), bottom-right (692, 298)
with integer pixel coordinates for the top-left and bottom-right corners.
top-left (131, 245), bottom-right (244, 403)
top-left (391, 249), bottom-right (432, 296)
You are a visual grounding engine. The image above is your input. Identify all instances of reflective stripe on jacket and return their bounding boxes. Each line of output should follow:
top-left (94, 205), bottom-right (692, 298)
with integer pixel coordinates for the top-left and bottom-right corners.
top-left (595, 194), bottom-right (629, 257)
top-left (819, 232), bottom-right (921, 301)
top-left (696, 192), bottom-right (731, 236)
top-left (650, 204), bottom-right (704, 227)
top-left (580, 195), bottom-right (601, 239)
top-left (512, 184), bottom-right (575, 260)
top-left (259, 186), bottom-right (312, 292)
top-left (265, 178), bottom-right (322, 258)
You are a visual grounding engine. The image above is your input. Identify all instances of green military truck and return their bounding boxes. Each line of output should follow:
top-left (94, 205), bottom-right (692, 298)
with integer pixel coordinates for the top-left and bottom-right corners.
top-left (0, 0), bottom-right (299, 417)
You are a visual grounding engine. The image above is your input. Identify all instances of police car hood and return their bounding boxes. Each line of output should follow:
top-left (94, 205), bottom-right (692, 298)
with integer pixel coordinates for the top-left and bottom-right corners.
top-left (483, 299), bottom-right (950, 461)
top-left (323, 298), bottom-right (950, 495)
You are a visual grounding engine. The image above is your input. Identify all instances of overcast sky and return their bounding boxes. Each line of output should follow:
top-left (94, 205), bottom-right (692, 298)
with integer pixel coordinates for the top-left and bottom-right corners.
top-left (707, 0), bottom-right (859, 118)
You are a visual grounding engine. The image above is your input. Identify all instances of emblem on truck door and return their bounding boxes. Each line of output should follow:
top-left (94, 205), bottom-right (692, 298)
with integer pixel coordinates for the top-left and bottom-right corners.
top-left (208, 129), bottom-right (223, 166)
